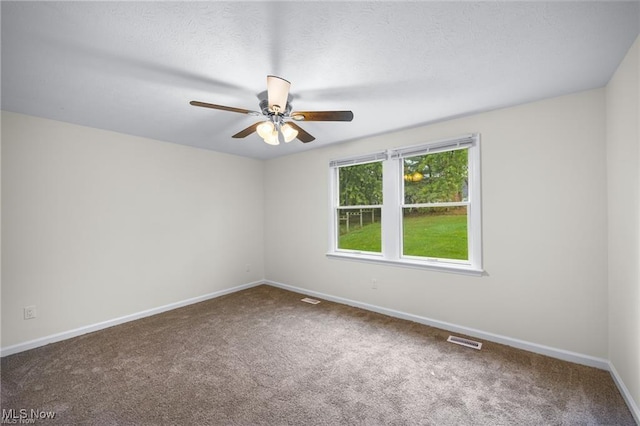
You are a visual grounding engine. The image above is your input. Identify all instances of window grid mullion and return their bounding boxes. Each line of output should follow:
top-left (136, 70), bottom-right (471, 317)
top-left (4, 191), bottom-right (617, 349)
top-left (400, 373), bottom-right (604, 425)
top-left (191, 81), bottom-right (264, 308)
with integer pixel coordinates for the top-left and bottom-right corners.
top-left (337, 205), bottom-right (383, 210)
top-left (401, 201), bottom-right (470, 209)
top-left (381, 158), bottom-right (400, 260)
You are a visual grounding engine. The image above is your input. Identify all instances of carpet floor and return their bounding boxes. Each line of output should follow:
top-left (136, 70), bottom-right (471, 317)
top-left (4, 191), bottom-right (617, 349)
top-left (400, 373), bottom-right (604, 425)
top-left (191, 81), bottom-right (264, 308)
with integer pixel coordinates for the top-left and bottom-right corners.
top-left (1, 284), bottom-right (635, 425)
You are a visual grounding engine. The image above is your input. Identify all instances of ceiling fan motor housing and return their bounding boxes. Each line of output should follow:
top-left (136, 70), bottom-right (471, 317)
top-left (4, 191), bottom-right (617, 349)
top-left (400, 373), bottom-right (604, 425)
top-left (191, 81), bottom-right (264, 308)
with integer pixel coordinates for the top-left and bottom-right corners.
top-left (259, 99), bottom-right (292, 118)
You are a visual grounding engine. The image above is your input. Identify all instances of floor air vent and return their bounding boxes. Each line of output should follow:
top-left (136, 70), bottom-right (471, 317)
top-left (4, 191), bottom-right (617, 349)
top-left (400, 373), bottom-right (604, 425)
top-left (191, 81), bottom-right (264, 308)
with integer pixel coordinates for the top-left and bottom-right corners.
top-left (301, 297), bottom-right (321, 305)
top-left (447, 335), bottom-right (482, 350)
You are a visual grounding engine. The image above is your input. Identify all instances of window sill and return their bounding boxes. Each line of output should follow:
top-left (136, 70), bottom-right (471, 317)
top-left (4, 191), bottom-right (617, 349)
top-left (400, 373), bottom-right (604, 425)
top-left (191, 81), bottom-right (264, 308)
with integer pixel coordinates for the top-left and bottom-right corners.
top-left (326, 252), bottom-right (484, 276)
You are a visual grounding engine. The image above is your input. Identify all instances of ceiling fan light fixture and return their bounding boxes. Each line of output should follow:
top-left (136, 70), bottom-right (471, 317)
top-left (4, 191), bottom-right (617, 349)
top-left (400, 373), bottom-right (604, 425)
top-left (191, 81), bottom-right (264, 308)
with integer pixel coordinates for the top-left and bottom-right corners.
top-left (256, 121), bottom-right (275, 139)
top-left (263, 127), bottom-right (280, 145)
top-left (266, 75), bottom-right (290, 114)
top-left (281, 123), bottom-right (298, 143)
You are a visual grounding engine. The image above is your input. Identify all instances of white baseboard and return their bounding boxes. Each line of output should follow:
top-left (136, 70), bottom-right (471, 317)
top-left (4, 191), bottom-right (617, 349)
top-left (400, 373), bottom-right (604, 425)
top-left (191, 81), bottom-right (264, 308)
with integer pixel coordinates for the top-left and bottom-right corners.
top-left (609, 361), bottom-right (640, 424)
top-left (0, 280), bottom-right (263, 357)
top-left (264, 280), bottom-right (610, 370)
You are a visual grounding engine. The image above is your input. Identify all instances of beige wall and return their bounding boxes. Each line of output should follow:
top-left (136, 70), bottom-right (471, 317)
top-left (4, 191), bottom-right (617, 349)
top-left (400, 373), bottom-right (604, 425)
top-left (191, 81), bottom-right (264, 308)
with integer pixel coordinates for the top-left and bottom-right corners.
top-left (606, 36), bottom-right (640, 411)
top-left (265, 89), bottom-right (608, 358)
top-left (1, 111), bottom-right (265, 347)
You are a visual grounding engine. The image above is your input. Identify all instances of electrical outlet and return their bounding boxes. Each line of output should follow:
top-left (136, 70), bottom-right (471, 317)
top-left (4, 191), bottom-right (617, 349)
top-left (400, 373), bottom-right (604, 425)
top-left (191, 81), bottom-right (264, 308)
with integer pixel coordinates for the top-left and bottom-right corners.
top-left (371, 278), bottom-right (378, 289)
top-left (24, 305), bottom-right (37, 320)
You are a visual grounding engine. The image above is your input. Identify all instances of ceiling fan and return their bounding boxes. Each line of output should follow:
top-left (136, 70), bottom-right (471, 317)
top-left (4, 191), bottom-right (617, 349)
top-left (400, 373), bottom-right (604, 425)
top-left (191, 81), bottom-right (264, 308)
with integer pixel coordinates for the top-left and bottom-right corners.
top-left (190, 75), bottom-right (354, 145)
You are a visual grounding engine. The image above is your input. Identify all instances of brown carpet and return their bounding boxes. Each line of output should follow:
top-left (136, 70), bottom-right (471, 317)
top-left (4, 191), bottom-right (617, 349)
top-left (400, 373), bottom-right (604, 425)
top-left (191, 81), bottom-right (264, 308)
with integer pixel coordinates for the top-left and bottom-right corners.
top-left (1, 284), bottom-right (635, 425)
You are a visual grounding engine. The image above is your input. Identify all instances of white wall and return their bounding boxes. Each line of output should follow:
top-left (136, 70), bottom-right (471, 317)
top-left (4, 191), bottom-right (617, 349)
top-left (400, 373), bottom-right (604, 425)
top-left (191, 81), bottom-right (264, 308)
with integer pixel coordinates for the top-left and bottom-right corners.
top-left (606, 36), bottom-right (640, 412)
top-left (1, 111), bottom-right (265, 348)
top-left (265, 89), bottom-right (608, 358)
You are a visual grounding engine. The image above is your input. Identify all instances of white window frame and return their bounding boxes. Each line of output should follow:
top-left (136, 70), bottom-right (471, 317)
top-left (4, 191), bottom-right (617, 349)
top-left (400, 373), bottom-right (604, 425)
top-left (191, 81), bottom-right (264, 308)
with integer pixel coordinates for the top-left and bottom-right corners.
top-left (329, 152), bottom-right (386, 256)
top-left (327, 134), bottom-right (483, 276)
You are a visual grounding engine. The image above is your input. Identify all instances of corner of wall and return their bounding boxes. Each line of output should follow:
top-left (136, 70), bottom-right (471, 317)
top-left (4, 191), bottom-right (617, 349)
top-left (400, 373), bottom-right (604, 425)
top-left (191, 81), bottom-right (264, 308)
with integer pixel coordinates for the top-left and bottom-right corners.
top-left (605, 34), bottom-right (640, 419)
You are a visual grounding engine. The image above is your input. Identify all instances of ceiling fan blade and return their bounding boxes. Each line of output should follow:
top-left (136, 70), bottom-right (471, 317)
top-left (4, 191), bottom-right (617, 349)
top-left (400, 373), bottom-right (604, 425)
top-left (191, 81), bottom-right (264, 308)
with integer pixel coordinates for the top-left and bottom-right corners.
top-left (232, 122), bottom-right (262, 138)
top-left (290, 110), bottom-right (354, 122)
top-left (287, 122), bottom-right (315, 143)
top-left (267, 75), bottom-right (290, 113)
top-left (190, 101), bottom-right (260, 116)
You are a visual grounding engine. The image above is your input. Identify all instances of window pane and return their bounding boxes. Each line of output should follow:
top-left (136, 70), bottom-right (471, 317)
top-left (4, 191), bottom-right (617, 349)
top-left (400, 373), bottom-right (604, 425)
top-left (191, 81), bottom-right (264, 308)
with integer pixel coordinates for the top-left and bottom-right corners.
top-left (403, 207), bottom-right (468, 260)
top-left (339, 162), bottom-right (383, 206)
top-left (337, 208), bottom-right (382, 253)
top-left (404, 149), bottom-right (468, 204)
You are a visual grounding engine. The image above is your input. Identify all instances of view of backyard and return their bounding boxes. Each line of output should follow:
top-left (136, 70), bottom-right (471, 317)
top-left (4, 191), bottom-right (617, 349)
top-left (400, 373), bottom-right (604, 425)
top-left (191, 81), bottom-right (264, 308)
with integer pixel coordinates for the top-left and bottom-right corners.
top-left (337, 148), bottom-right (469, 261)
top-left (338, 212), bottom-right (468, 260)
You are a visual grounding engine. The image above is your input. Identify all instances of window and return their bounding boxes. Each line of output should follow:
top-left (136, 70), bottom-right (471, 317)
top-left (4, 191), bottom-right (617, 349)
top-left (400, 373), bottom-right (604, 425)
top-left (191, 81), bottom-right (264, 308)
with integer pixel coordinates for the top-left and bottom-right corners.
top-left (330, 151), bottom-right (386, 254)
top-left (337, 161), bottom-right (383, 253)
top-left (328, 134), bottom-right (482, 275)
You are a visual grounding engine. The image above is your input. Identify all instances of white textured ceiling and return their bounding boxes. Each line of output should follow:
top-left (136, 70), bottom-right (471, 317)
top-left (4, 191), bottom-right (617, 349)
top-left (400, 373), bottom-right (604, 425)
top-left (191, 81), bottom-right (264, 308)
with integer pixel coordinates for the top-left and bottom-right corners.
top-left (2, 2), bottom-right (639, 160)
